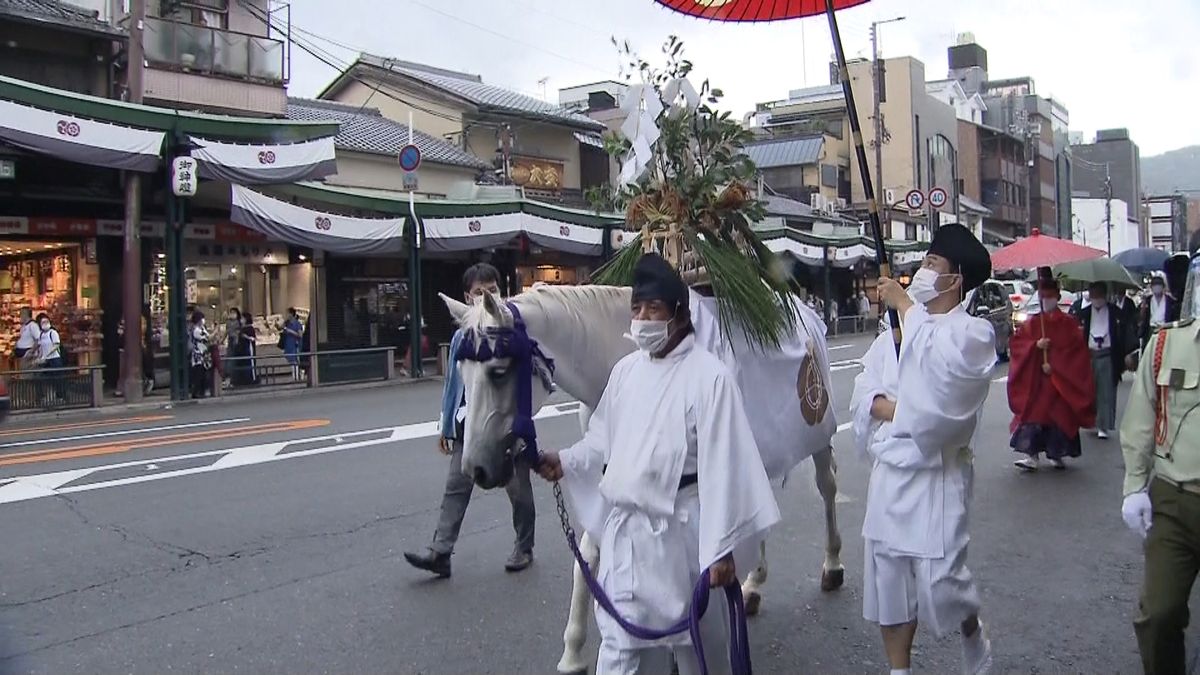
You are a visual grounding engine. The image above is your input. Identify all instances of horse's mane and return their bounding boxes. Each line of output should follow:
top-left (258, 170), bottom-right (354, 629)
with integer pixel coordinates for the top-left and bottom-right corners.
top-left (458, 284), bottom-right (631, 334)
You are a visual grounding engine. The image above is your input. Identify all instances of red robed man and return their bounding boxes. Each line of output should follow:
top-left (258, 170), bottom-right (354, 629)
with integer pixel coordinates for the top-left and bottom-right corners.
top-left (1007, 277), bottom-right (1096, 471)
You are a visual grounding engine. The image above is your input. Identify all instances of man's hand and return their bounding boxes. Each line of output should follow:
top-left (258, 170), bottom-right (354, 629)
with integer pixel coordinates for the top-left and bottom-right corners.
top-left (1122, 491), bottom-right (1153, 538)
top-left (537, 450), bottom-right (564, 482)
top-left (876, 277), bottom-right (912, 314)
top-left (437, 436), bottom-right (452, 455)
top-left (1037, 338), bottom-right (1051, 350)
top-left (871, 395), bottom-right (896, 422)
top-left (1042, 362), bottom-right (1052, 375)
top-left (709, 554), bottom-right (736, 588)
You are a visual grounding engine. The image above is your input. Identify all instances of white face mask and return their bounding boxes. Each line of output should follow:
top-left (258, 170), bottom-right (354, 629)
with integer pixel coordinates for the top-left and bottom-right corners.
top-left (1090, 297), bottom-right (1105, 309)
top-left (40, 321), bottom-right (50, 331)
top-left (906, 267), bottom-right (953, 305)
top-left (1151, 285), bottom-right (1164, 297)
top-left (629, 319), bottom-right (672, 354)
top-left (1041, 299), bottom-right (1058, 313)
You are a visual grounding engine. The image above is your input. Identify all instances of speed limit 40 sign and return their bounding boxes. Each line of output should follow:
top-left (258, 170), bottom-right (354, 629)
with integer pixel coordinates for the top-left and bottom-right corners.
top-left (929, 187), bottom-right (948, 209)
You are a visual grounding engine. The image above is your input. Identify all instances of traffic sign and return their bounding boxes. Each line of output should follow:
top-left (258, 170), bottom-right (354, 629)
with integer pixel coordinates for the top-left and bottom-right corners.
top-left (398, 144), bottom-right (422, 172)
top-left (929, 187), bottom-right (948, 209)
top-left (402, 172), bottom-right (419, 190)
top-left (904, 189), bottom-right (925, 210)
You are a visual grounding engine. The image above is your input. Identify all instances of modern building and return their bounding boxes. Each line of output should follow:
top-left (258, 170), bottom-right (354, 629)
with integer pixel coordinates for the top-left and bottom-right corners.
top-left (1073, 197), bottom-right (1138, 256)
top-left (1073, 128), bottom-right (1144, 244)
top-left (1144, 194), bottom-right (1189, 252)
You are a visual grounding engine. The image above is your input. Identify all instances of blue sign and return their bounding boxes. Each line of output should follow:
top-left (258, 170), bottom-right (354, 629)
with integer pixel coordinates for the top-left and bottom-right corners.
top-left (398, 144), bottom-right (422, 172)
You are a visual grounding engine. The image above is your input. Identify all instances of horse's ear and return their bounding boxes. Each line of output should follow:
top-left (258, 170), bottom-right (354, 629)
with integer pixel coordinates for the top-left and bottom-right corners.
top-left (482, 290), bottom-right (502, 318)
top-left (440, 293), bottom-right (470, 326)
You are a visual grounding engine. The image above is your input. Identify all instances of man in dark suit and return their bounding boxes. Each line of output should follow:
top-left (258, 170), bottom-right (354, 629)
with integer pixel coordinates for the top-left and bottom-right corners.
top-left (1078, 282), bottom-right (1128, 438)
top-left (1111, 288), bottom-right (1139, 360)
top-left (1138, 275), bottom-right (1177, 349)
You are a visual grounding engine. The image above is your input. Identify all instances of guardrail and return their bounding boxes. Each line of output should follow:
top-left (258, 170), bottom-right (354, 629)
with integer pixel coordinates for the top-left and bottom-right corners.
top-left (211, 347), bottom-right (395, 398)
top-left (0, 365), bottom-right (104, 412)
top-left (825, 316), bottom-right (874, 336)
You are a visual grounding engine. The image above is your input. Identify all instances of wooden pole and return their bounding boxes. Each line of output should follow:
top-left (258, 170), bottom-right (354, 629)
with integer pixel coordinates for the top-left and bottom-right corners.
top-left (826, 0), bottom-right (901, 355)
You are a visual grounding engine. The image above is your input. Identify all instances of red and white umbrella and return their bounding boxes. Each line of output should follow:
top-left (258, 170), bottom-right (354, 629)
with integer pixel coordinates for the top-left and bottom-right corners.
top-left (652, 0), bottom-right (870, 20)
top-left (991, 228), bottom-right (1106, 272)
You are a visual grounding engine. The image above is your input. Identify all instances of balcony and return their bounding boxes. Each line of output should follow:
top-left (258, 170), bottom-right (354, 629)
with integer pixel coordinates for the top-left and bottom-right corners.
top-left (143, 16), bottom-right (285, 84)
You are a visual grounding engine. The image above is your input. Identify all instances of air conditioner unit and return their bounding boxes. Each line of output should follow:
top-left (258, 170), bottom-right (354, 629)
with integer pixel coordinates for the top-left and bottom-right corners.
top-left (836, 197), bottom-right (848, 209)
top-left (810, 194), bottom-right (826, 211)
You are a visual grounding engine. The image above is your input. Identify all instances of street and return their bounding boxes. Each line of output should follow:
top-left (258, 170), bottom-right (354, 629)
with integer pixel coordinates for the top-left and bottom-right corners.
top-left (0, 332), bottom-right (1185, 674)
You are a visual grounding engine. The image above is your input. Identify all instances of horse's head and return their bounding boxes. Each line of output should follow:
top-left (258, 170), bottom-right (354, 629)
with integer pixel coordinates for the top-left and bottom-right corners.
top-left (442, 291), bottom-right (555, 489)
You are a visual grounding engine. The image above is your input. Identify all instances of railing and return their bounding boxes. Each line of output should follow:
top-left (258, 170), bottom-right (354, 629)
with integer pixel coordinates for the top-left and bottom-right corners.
top-left (825, 316), bottom-right (875, 336)
top-left (1, 366), bottom-right (104, 412)
top-left (210, 347), bottom-right (395, 398)
top-left (143, 16), bottom-right (285, 83)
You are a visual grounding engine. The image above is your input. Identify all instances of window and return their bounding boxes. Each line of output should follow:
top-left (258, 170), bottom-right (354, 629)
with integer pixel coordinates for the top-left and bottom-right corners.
top-left (161, 0), bottom-right (229, 28)
top-left (905, 223), bottom-right (917, 240)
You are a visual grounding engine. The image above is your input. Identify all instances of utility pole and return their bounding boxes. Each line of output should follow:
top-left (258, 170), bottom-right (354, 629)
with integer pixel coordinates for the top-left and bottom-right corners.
top-left (1104, 164), bottom-right (1113, 256)
top-left (121, 0), bottom-right (146, 402)
top-left (869, 16), bottom-right (904, 236)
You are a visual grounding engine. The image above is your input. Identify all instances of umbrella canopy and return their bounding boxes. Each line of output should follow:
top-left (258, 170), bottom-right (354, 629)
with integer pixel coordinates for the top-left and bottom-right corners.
top-left (1054, 257), bottom-right (1142, 292)
top-left (652, 0), bottom-right (870, 21)
top-left (991, 228), bottom-right (1105, 272)
top-left (1113, 246), bottom-right (1170, 274)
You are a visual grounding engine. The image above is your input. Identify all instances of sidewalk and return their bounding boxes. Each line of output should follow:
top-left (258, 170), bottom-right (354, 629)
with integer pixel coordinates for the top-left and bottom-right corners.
top-left (7, 375), bottom-right (441, 424)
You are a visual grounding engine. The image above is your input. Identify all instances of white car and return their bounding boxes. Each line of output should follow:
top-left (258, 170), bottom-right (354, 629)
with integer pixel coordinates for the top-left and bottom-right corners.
top-left (998, 279), bottom-right (1036, 310)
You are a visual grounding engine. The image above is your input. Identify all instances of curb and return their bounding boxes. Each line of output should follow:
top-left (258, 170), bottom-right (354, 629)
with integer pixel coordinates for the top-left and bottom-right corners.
top-left (7, 376), bottom-right (442, 424)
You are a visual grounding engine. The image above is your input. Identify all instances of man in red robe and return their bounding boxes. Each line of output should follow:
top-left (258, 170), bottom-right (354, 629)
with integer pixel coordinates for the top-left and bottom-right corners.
top-left (1008, 277), bottom-right (1096, 471)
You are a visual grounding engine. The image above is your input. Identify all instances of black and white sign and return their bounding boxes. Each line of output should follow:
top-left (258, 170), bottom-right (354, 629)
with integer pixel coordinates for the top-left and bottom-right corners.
top-left (905, 189), bottom-right (925, 210)
top-left (171, 156), bottom-right (198, 197)
top-left (929, 187), bottom-right (948, 209)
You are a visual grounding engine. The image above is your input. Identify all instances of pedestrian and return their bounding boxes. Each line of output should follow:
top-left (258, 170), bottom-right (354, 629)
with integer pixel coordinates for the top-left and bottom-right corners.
top-left (34, 313), bottom-right (65, 403)
top-left (1119, 242), bottom-right (1200, 675)
top-left (1139, 275), bottom-right (1176, 349)
top-left (14, 307), bottom-right (39, 366)
top-left (224, 308), bottom-right (241, 389)
top-left (189, 310), bottom-right (212, 399)
top-left (858, 290), bottom-right (871, 325)
top-left (282, 308), bottom-right (303, 381)
top-left (1113, 288), bottom-right (1139, 366)
top-left (1078, 282), bottom-right (1127, 439)
top-left (403, 263), bottom-right (537, 577)
top-left (849, 223), bottom-right (995, 675)
top-left (1007, 271), bottom-right (1096, 471)
top-left (829, 295), bottom-right (840, 335)
top-left (141, 304), bottom-right (155, 396)
top-left (234, 313), bottom-right (258, 387)
top-left (537, 253), bottom-right (780, 675)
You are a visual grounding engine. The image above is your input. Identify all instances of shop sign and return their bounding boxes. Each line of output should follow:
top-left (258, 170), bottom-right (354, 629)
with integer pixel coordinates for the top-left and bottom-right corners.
top-left (186, 241), bottom-right (283, 264)
top-left (510, 156), bottom-right (564, 191)
top-left (84, 239), bottom-right (98, 264)
top-left (30, 218), bottom-right (96, 236)
top-left (171, 157), bottom-right (198, 197)
top-left (0, 217), bottom-right (29, 235)
top-left (0, 159), bottom-right (15, 180)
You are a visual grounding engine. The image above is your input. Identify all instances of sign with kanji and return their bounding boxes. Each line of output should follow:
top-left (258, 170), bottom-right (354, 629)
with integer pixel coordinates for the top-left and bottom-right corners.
top-left (171, 156), bottom-right (198, 197)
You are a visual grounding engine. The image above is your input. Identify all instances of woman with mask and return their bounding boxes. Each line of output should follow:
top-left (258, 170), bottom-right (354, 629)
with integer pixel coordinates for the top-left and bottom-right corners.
top-left (282, 308), bottom-right (303, 381)
top-left (1078, 282), bottom-right (1126, 438)
top-left (189, 311), bottom-right (212, 399)
top-left (1007, 271), bottom-right (1096, 471)
top-left (35, 313), bottom-right (65, 403)
top-left (14, 307), bottom-right (40, 366)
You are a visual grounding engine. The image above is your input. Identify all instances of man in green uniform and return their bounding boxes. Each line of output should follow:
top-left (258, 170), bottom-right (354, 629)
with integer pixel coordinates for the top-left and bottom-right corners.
top-left (1120, 235), bottom-right (1200, 675)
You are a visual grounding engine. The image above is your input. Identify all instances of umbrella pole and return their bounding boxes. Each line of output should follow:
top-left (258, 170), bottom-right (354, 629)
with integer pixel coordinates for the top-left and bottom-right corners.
top-left (825, 0), bottom-right (901, 356)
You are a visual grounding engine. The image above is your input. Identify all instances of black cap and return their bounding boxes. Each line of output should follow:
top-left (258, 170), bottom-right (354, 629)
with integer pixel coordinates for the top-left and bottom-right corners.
top-left (631, 253), bottom-right (688, 311)
top-left (927, 223), bottom-right (991, 292)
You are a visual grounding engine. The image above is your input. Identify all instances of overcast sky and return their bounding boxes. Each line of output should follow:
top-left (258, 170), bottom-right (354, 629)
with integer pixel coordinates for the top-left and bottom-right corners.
top-left (286, 0), bottom-right (1198, 157)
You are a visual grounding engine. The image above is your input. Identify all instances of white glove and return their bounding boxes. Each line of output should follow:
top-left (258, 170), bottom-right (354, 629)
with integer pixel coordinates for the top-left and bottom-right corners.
top-left (1121, 491), bottom-right (1153, 538)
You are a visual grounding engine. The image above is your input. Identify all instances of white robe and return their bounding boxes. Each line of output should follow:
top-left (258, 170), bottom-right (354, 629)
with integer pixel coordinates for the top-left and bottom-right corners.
top-left (560, 334), bottom-right (781, 651)
top-left (851, 304), bottom-right (995, 556)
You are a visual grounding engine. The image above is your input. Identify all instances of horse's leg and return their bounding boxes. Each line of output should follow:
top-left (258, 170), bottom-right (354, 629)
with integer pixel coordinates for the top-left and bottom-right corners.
top-left (557, 530), bottom-right (599, 675)
top-left (812, 445), bottom-right (845, 591)
top-left (740, 539), bottom-right (768, 616)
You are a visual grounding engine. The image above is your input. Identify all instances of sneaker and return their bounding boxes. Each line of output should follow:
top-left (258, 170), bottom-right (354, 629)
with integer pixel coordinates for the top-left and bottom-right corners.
top-left (504, 548), bottom-right (534, 572)
top-left (403, 549), bottom-right (451, 578)
top-left (1014, 457), bottom-right (1039, 472)
top-left (962, 620), bottom-right (993, 675)
top-left (1050, 458), bottom-right (1066, 470)
top-left (1097, 430), bottom-right (1109, 439)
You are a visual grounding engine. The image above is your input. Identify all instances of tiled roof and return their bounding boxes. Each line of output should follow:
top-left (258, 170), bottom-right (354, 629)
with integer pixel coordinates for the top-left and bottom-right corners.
top-left (357, 54), bottom-right (604, 131)
top-left (286, 98), bottom-right (489, 171)
top-left (0, 0), bottom-right (124, 36)
top-left (744, 136), bottom-right (825, 169)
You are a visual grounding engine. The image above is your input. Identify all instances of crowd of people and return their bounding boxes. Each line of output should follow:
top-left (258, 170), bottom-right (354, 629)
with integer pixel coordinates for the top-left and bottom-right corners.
top-left (185, 306), bottom-right (306, 399)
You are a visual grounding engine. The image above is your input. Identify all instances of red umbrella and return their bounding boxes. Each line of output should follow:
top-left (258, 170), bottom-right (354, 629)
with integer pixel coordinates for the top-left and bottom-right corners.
top-left (652, 0), bottom-right (870, 20)
top-left (991, 228), bottom-right (1106, 272)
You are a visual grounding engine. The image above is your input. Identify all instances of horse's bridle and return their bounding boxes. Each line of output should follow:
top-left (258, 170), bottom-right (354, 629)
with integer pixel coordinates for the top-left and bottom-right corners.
top-left (455, 302), bottom-right (555, 467)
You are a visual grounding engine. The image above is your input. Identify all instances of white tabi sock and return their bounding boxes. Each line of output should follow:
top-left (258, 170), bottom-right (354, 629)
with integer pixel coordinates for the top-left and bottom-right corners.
top-left (890, 669), bottom-right (912, 675)
top-left (962, 620), bottom-right (993, 675)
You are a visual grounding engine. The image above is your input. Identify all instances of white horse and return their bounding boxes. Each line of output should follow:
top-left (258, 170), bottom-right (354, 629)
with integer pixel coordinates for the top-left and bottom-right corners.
top-left (442, 285), bottom-right (842, 675)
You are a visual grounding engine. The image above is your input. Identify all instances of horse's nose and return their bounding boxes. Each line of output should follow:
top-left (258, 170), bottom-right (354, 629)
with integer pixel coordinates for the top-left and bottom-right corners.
top-left (473, 465), bottom-right (498, 489)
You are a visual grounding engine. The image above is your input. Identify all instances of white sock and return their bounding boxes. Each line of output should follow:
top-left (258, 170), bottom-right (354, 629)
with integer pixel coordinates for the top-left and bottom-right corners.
top-left (890, 669), bottom-right (912, 675)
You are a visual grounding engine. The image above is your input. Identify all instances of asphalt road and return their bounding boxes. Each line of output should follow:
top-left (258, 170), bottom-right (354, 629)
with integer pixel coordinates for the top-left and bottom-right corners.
top-left (0, 331), bottom-right (1188, 674)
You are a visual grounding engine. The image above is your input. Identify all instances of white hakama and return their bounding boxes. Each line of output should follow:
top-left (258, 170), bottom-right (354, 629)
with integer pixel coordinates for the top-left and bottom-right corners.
top-left (851, 305), bottom-right (995, 636)
top-left (559, 334), bottom-right (780, 675)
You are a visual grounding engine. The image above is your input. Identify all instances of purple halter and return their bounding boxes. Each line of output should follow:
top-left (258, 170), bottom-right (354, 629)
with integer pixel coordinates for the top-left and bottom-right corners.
top-left (455, 302), bottom-right (554, 465)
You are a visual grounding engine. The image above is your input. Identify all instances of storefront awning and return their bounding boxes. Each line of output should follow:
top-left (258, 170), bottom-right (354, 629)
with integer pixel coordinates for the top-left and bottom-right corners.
top-left (757, 225), bottom-right (928, 269)
top-left (231, 185), bottom-right (405, 256)
top-left (0, 75), bottom-right (339, 175)
top-left (190, 135), bottom-right (337, 184)
top-left (0, 98), bottom-right (165, 172)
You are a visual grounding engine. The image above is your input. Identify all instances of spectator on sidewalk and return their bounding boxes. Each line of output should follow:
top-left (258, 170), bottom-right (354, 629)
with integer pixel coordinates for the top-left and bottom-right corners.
top-left (282, 308), bottom-right (303, 381)
top-left (189, 311), bottom-right (212, 399)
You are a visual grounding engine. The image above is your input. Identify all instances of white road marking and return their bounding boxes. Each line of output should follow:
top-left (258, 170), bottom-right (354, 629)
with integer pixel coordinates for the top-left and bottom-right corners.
top-left (0, 404), bottom-right (582, 506)
top-left (836, 422), bottom-right (851, 433)
top-left (992, 375), bottom-right (1009, 383)
top-left (827, 344), bottom-right (855, 352)
top-left (0, 418), bottom-right (252, 450)
top-left (830, 359), bottom-right (863, 373)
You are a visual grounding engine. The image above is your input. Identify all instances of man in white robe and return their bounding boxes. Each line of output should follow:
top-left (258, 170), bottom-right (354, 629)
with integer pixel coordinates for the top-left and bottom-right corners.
top-left (538, 253), bottom-right (781, 675)
top-left (850, 224), bottom-right (997, 675)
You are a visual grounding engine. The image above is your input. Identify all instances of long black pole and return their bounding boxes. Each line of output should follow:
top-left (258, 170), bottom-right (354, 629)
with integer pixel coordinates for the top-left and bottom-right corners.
top-left (826, 0), bottom-right (901, 354)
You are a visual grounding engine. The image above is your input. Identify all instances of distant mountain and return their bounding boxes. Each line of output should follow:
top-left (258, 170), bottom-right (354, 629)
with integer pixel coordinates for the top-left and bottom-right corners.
top-left (1142, 145), bottom-right (1200, 195)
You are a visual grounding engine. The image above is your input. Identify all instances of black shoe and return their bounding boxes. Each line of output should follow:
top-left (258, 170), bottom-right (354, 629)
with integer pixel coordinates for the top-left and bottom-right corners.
top-left (504, 549), bottom-right (533, 572)
top-left (404, 549), bottom-right (451, 578)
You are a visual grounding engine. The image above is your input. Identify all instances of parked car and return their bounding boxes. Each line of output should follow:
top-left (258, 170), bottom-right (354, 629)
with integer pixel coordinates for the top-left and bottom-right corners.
top-left (998, 279), bottom-right (1036, 310)
top-left (965, 280), bottom-right (1014, 360)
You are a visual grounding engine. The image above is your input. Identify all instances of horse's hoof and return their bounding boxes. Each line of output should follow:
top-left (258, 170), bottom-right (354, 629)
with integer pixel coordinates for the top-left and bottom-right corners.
top-left (556, 657), bottom-right (588, 675)
top-left (820, 567), bottom-right (845, 591)
top-left (744, 590), bottom-right (762, 616)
